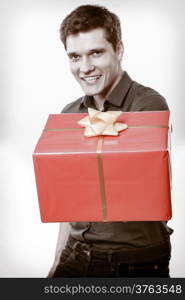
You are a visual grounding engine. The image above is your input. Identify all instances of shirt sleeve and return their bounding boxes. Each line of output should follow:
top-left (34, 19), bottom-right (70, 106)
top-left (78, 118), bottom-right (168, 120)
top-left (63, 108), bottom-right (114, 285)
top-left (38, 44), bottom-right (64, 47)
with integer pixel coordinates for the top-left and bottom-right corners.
top-left (130, 84), bottom-right (169, 112)
top-left (61, 97), bottom-right (83, 113)
top-left (135, 95), bottom-right (169, 111)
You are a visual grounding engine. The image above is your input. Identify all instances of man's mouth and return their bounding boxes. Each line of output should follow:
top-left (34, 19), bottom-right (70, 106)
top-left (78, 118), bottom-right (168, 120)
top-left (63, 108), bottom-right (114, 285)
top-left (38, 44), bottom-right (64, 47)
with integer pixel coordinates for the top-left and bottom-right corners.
top-left (81, 75), bottom-right (102, 83)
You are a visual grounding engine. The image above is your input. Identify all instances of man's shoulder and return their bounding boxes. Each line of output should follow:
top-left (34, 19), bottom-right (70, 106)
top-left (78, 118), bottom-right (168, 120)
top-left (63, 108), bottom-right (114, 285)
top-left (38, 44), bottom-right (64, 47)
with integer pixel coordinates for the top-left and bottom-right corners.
top-left (61, 97), bottom-right (84, 113)
top-left (131, 80), bottom-right (169, 111)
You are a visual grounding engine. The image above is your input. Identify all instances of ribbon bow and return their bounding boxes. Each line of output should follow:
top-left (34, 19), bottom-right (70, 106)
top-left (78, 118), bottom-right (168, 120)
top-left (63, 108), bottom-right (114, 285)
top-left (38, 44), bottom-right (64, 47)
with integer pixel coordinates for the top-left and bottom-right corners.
top-left (78, 108), bottom-right (128, 137)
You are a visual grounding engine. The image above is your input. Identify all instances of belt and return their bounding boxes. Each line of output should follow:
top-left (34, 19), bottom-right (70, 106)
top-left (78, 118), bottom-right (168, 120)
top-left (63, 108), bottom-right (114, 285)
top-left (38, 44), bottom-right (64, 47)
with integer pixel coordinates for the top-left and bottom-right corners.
top-left (68, 236), bottom-right (171, 264)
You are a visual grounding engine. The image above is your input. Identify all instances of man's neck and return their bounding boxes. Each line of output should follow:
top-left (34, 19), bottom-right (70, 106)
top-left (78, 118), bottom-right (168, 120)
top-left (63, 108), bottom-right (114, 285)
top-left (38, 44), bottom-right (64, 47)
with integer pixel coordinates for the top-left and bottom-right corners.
top-left (94, 98), bottom-right (105, 111)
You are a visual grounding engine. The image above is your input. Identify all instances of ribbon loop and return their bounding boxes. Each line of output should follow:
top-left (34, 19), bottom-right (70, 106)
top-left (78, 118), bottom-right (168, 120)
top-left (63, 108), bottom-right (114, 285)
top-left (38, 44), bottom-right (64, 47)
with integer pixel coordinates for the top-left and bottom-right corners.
top-left (78, 108), bottom-right (128, 137)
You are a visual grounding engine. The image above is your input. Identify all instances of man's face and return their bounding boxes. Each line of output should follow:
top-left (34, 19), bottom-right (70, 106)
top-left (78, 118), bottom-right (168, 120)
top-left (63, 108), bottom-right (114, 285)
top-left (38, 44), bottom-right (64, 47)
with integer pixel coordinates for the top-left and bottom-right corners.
top-left (66, 28), bottom-right (123, 100)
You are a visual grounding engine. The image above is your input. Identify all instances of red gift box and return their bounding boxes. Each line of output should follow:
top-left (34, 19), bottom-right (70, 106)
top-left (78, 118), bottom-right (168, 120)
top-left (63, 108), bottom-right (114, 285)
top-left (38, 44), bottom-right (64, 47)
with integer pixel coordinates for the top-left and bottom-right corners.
top-left (33, 111), bottom-right (172, 222)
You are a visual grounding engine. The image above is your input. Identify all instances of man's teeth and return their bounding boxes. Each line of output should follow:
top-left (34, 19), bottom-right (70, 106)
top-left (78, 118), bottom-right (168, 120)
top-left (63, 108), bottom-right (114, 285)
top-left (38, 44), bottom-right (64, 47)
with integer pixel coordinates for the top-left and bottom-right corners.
top-left (83, 76), bottom-right (101, 82)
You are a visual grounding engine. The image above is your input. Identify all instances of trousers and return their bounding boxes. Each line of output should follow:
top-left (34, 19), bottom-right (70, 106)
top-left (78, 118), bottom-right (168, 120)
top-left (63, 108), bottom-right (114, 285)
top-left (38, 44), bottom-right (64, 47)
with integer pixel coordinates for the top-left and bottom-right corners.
top-left (52, 237), bottom-right (170, 278)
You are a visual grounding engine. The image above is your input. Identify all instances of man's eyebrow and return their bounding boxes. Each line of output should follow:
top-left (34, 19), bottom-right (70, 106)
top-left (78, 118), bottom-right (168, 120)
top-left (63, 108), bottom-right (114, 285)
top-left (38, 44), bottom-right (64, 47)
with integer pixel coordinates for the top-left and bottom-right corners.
top-left (88, 48), bottom-right (105, 53)
top-left (67, 48), bottom-right (105, 57)
top-left (67, 52), bottom-right (79, 58)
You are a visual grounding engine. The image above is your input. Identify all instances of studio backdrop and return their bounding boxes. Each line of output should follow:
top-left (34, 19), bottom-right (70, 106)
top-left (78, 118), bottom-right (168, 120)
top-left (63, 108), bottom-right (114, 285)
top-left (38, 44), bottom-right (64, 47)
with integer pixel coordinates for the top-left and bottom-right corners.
top-left (0, 0), bottom-right (185, 277)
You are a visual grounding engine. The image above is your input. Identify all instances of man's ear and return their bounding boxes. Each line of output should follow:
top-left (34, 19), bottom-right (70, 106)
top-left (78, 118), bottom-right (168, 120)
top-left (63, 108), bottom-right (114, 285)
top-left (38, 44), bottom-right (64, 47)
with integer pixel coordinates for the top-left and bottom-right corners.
top-left (116, 40), bottom-right (124, 61)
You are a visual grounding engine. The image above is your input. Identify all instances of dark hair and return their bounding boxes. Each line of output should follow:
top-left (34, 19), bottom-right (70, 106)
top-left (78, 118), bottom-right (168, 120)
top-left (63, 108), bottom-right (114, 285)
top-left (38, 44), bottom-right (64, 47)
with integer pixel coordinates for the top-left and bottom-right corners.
top-left (60, 5), bottom-right (122, 51)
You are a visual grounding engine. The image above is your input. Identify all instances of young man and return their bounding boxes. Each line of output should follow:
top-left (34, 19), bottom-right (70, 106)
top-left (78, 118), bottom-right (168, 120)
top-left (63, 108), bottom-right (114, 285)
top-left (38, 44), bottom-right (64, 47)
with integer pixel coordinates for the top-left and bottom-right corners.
top-left (48, 4), bottom-right (173, 277)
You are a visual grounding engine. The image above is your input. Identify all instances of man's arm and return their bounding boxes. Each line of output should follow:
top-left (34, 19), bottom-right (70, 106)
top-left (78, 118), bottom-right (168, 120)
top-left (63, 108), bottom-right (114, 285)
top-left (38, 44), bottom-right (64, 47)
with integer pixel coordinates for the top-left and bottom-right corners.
top-left (130, 84), bottom-right (169, 112)
top-left (47, 222), bottom-right (70, 277)
top-left (47, 98), bottom-right (84, 277)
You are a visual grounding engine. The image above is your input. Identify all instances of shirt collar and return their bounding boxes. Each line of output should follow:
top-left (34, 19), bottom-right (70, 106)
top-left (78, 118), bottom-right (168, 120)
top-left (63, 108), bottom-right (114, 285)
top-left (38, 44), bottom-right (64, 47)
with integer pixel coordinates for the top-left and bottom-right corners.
top-left (80, 71), bottom-right (132, 109)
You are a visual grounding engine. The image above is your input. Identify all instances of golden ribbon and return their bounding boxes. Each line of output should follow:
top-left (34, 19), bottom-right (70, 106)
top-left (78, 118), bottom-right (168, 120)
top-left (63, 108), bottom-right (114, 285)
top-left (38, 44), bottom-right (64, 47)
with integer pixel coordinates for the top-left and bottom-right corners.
top-left (77, 108), bottom-right (128, 137)
top-left (77, 108), bottom-right (127, 221)
top-left (96, 137), bottom-right (107, 221)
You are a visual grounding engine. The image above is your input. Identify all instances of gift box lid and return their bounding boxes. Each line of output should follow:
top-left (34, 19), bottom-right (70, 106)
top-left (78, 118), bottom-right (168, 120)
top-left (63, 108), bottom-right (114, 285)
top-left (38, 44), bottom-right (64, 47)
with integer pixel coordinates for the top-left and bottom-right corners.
top-left (33, 111), bottom-right (170, 155)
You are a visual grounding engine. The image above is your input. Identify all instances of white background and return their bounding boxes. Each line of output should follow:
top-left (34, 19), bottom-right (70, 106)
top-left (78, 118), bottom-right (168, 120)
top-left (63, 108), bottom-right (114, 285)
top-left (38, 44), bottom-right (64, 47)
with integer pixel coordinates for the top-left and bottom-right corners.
top-left (0, 0), bottom-right (185, 277)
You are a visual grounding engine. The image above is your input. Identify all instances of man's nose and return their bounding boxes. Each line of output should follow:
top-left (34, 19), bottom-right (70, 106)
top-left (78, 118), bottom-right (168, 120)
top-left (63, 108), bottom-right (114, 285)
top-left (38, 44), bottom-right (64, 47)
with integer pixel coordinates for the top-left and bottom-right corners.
top-left (80, 57), bottom-right (95, 73)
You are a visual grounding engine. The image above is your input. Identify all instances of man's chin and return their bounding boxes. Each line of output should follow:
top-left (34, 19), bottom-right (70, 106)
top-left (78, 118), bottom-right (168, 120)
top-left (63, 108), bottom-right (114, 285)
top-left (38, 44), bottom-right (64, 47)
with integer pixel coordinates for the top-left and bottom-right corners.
top-left (81, 87), bottom-right (102, 97)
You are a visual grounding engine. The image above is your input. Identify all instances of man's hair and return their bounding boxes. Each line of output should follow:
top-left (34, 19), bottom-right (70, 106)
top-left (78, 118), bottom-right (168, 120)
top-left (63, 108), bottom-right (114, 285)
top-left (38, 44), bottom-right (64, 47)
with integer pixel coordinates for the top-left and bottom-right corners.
top-left (60, 5), bottom-right (122, 51)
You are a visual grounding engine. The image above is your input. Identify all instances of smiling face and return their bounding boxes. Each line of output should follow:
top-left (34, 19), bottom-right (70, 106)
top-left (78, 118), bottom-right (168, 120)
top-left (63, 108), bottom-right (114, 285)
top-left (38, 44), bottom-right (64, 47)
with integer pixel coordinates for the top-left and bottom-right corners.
top-left (66, 28), bottom-right (123, 101)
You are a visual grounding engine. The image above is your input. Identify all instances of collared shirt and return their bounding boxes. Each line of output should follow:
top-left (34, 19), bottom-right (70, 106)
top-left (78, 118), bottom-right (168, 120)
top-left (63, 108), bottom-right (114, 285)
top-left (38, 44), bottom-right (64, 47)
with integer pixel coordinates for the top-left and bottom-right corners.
top-left (62, 71), bottom-right (169, 114)
top-left (61, 71), bottom-right (173, 252)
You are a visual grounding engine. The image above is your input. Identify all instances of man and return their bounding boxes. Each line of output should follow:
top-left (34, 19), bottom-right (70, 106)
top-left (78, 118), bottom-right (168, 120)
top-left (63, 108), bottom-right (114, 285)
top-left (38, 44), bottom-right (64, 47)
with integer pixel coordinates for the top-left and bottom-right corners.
top-left (48, 4), bottom-right (173, 277)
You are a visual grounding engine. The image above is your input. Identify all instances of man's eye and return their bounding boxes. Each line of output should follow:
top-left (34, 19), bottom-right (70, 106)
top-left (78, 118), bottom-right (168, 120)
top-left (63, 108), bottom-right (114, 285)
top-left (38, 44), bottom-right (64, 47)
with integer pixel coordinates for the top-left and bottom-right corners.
top-left (92, 51), bottom-right (103, 57)
top-left (70, 55), bottom-right (80, 62)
